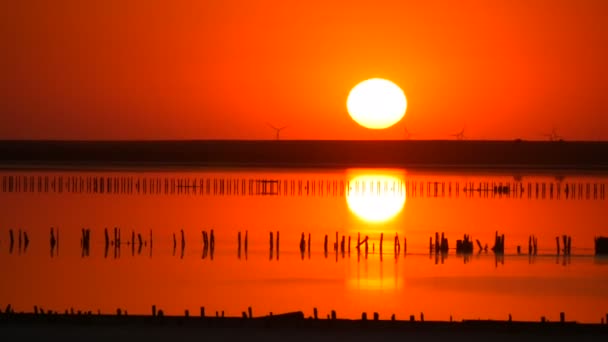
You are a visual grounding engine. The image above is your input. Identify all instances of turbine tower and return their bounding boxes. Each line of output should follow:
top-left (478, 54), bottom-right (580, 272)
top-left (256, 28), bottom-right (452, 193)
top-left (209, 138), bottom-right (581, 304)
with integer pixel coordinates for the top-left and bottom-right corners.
top-left (267, 123), bottom-right (288, 140)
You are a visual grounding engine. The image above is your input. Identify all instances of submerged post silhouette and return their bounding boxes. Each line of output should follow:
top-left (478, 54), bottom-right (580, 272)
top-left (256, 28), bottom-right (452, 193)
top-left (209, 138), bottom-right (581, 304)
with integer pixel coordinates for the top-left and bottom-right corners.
top-left (238, 231), bottom-right (242, 258)
top-left (9, 229), bottom-right (14, 252)
top-left (50, 227), bottom-right (57, 256)
top-left (276, 231), bottom-right (280, 257)
top-left (180, 229), bottom-right (185, 251)
top-left (23, 231), bottom-right (29, 252)
top-left (244, 230), bottom-right (248, 254)
top-left (299, 233), bottom-right (306, 258)
top-left (307, 233), bottom-right (311, 254)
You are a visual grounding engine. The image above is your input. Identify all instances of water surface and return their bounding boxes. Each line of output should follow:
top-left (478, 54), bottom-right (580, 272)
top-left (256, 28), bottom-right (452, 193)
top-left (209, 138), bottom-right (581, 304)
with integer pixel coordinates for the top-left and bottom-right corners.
top-left (1, 168), bottom-right (607, 322)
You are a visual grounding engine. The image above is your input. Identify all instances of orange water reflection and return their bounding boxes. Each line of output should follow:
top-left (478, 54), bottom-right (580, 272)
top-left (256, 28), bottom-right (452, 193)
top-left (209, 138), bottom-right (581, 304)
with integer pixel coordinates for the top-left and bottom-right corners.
top-left (1, 169), bottom-right (607, 322)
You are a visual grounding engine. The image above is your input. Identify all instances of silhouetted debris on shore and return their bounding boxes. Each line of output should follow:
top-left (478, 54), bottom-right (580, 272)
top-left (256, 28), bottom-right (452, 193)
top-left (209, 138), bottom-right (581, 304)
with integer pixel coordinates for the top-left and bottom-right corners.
top-left (595, 236), bottom-right (608, 255)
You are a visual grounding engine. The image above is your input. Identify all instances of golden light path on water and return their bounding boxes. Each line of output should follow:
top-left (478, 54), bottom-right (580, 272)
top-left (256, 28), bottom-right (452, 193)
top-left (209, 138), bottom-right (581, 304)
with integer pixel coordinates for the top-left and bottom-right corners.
top-left (345, 172), bottom-right (407, 224)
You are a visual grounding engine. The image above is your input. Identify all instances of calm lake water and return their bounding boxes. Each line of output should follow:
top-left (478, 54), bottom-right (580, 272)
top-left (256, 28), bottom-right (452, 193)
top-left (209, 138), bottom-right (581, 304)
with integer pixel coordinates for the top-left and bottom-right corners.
top-left (1, 168), bottom-right (607, 322)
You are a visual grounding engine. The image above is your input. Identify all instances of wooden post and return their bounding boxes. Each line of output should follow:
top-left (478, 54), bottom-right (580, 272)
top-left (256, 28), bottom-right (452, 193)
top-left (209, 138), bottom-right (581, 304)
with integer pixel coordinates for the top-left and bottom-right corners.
top-left (245, 230), bottom-right (248, 252)
top-left (152, 305), bottom-right (156, 317)
top-left (269, 232), bottom-right (274, 251)
top-left (248, 306), bottom-right (253, 318)
top-left (380, 233), bottom-right (383, 254)
top-left (348, 236), bottom-right (351, 253)
top-left (556, 237), bottom-right (560, 255)
top-left (313, 307), bottom-right (318, 320)
top-left (335, 232), bottom-right (338, 252)
top-left (200, 306), bottom-right (205, 318)
top-left (435, 232), bottom-right (439, 252)
top-left (331, 310), bottom-right (336, 320)
top-left (300, 233), bottom-right (305, 254)
top-left (307, 233), bottom-right (311, 253)
top-left (276, 231), bottom-right (280, 254)
top-left (209, 229), bottom-right (215, 250)
top-left (394, 234), bottom-right (398, 255)
top-left (324, 235), bottom-right (328, 253)
top-left (373, 312), bottom-right (379, 321)
top-left (560, 312), bottom-right (565, 323)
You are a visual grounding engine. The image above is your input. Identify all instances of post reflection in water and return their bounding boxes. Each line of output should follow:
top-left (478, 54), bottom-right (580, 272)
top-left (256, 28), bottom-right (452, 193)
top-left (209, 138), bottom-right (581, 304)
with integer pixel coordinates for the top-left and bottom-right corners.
top-left (0, 168), bottom-right (607, 323)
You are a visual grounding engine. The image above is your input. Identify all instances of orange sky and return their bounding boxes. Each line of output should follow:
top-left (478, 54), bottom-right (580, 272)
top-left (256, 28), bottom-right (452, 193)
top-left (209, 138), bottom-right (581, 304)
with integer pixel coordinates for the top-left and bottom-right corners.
top-left (1, 0), bottom-right (607, 140)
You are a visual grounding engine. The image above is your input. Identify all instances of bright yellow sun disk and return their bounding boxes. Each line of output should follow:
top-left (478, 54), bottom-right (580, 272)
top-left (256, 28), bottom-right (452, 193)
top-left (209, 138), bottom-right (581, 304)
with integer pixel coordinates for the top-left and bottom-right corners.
top-left (347, 78), bottom-right (407, 129)
top-left (346, 174), bottom-right (406, 223)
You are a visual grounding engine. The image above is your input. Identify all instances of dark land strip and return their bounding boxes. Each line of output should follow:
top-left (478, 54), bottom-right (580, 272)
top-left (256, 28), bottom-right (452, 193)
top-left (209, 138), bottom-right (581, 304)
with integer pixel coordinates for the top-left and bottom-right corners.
top-left (1, 140), bottom-right (608, 170)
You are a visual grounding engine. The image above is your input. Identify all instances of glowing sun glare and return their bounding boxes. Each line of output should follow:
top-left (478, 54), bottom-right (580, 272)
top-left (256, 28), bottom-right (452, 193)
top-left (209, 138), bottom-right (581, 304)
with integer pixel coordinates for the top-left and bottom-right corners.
top-left (346, 174), bottom-right (406, 223)
top-left (346, 78), bottom-right (407, 129)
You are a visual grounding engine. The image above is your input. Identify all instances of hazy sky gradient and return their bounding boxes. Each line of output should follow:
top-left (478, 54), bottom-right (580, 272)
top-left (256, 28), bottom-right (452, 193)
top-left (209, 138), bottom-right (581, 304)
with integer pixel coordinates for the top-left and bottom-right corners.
top-left (1, 0), bottom-right (606, 140)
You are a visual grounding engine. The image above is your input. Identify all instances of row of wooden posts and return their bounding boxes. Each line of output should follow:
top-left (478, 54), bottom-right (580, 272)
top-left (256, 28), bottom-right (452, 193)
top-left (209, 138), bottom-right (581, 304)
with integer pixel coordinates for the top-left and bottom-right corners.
top-left (2, 228), bottom-right (608, 257)
top-left (1, 303), bottom-right (607, 325)
top-left (2, 175), bottom-right (607, 201)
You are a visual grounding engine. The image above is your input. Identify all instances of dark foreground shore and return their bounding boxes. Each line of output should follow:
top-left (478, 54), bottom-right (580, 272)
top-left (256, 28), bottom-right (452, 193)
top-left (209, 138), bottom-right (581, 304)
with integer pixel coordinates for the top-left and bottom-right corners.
top-left (2, 313), bottom-right (607, 342)
top-left (1, 140), bottom-right (608, 170)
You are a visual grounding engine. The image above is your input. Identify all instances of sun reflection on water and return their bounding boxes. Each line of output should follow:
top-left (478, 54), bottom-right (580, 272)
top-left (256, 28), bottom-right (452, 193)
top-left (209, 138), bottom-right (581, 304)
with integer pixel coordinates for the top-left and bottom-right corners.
top-left (345, 171), bottom-right (406, 224)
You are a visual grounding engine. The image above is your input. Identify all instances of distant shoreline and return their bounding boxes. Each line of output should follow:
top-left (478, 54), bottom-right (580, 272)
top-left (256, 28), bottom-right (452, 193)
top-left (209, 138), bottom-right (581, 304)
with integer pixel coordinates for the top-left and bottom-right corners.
top-left (1, 140), bottom-right (607, 170)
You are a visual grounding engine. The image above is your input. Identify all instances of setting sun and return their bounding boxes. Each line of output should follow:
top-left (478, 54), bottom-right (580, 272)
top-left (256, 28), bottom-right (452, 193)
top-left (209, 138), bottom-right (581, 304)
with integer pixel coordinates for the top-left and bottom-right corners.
top-left (346, 78), bottom-right (407, 130)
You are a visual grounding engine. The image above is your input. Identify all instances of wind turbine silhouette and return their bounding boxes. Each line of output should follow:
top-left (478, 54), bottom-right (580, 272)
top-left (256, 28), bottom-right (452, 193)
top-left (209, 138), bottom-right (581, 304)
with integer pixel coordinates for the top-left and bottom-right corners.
top-left (450, 126), bottom-right (466, 140)
top-left (267, 123), bottom-right (288, 140)
top-left (542, 127), bottom-right (563, 141)
top-left (404, 126), bottom-right (415, 140)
